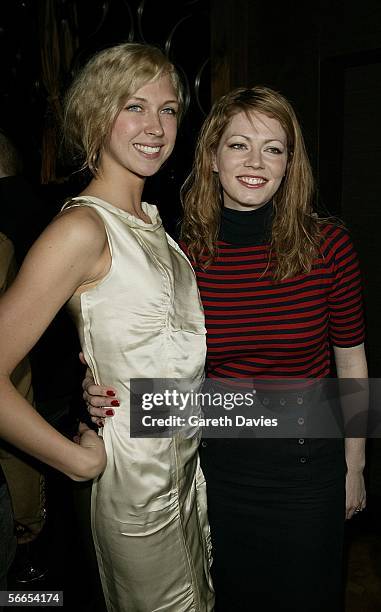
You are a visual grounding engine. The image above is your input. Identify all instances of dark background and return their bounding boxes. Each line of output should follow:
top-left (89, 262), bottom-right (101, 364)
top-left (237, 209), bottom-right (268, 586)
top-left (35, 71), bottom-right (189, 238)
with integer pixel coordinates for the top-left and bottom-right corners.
top-left (0, 1), bottom-right (380, 609)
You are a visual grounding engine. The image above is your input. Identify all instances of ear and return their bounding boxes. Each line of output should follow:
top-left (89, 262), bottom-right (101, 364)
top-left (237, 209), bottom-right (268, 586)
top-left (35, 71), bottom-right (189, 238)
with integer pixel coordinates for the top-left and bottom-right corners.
top-left (211, 152), bottom-right (218, 173)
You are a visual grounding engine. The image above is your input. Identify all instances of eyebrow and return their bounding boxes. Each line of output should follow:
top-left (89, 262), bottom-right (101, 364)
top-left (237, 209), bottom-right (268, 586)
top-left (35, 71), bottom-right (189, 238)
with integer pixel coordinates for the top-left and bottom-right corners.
top-left (128, 96), bottom-right (179, 105)
top-left (226, 134), bottom-right (286, 144)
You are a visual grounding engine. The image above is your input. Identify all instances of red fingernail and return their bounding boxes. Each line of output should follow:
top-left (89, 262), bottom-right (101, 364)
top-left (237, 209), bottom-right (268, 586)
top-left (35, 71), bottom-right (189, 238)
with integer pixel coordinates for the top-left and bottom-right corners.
top-left (111, 400), bottom-right (120, 407)
top-left (106, 390), bottom-right (116, 397)
top-left (105, 409), bottom-right (115, 416)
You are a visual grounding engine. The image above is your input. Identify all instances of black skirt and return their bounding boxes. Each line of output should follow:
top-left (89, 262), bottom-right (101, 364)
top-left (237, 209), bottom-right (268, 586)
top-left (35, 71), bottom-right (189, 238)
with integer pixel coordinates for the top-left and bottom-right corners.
top-left (200, 438), bottom-right (346, 612)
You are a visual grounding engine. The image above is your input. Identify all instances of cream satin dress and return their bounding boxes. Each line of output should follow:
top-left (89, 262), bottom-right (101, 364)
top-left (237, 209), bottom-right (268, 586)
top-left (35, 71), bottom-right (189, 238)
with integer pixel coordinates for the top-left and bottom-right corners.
top-left (65, 197), bottom-right (214, 612)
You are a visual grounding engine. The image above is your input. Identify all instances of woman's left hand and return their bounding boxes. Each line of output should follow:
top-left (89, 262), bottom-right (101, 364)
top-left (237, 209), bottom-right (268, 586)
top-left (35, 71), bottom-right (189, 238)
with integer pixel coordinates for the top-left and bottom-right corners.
top-left (345, 469), bottom-right (366, 520)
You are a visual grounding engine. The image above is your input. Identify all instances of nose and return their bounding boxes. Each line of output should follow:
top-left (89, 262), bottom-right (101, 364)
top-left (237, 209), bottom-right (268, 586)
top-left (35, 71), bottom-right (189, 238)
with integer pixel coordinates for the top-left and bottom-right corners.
top-left (144, 112), bottom-right (164, 137)
top-left (244, 148), bottom-right (264, 169)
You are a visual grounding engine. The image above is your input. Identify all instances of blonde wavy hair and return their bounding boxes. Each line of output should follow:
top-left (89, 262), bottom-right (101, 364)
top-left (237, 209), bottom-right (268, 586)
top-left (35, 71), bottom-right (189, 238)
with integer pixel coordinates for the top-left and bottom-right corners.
top-left (181, 86), bottom-right (320, 280)
top-left (63, 43), bottom-right (184, 175)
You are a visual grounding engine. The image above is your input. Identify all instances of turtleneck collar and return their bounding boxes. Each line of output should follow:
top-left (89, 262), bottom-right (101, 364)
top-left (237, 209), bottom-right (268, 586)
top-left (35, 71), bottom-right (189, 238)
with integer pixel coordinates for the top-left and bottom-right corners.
top-left (219, 200), bottom-right (273, 245)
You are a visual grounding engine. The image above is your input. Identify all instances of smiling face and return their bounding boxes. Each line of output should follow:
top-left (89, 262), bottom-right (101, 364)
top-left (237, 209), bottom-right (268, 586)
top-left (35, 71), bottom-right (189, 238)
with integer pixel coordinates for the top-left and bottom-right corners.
top-left (100, 73), bottom-right (179, 181)
top-left (213, 110), bottom-right (288, 211)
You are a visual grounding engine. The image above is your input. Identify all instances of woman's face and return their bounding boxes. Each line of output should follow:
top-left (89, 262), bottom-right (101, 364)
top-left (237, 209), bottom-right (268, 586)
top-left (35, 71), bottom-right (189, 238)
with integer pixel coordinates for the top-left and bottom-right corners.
top-left (213, 110), bottom-right (288, 211)
top-left (101, 73), bottom-right (179, 180)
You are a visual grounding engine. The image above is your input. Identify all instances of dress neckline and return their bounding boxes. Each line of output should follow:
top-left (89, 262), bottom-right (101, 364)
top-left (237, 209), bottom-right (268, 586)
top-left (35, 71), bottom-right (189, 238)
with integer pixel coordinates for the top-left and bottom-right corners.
top-left (68, 195), bottom-right (163, 232)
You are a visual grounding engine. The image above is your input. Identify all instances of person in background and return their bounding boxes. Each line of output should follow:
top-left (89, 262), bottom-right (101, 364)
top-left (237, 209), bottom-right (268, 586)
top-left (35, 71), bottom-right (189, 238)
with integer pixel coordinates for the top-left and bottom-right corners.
top-left (0, 232), bottom-right (18, 593)
top-left (0, 129), bottom-right (82, 438)
top-left (0, 131), bottom-right (46, 265)
top-left (0, 134), bottom-right (47, 584)
top-left (86, 86), bottom-right (367, 612)
top-left (0, 128), bottom-right (107, 585)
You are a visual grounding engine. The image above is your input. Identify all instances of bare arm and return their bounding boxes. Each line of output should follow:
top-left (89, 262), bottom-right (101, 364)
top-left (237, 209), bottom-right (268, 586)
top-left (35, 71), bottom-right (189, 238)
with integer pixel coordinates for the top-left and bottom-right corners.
top-left (0, 208), bottom-right (109, 480)
top-left (333, 343), bottom-right (367, 519)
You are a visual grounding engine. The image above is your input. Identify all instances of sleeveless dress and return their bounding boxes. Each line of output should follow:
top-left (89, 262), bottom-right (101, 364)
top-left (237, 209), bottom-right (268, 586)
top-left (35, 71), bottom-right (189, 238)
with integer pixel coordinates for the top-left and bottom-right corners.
top-left (65, 196), bottom-right (214, 612)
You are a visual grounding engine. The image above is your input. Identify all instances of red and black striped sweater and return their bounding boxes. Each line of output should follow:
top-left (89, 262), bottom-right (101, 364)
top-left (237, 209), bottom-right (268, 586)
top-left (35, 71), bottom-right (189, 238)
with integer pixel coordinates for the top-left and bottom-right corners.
top-left (185, 204), bottom-right (365, 380)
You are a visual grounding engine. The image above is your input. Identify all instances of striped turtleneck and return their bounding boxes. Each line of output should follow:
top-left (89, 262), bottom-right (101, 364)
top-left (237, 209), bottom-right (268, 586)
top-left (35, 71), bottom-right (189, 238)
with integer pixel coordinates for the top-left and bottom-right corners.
top-left (191, 209), bottom-right (365, 379)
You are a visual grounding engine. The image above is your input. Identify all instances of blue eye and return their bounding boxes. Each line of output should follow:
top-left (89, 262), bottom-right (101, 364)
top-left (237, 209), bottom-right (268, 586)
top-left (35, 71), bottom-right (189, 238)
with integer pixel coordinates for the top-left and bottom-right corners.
top-left (229, 143), bottom-right (247, 150)
top-left (125, 105), bottom-right (143, 112)
top-left (265, 147), bottom-right (283, 154)
top-left (161, 107), bottom-right (177, 115)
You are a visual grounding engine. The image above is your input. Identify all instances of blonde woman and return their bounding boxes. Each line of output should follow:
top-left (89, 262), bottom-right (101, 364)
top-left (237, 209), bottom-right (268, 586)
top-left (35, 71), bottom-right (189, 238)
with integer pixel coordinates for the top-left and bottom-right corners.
top-left (0, 44), bottom-right (213, 611)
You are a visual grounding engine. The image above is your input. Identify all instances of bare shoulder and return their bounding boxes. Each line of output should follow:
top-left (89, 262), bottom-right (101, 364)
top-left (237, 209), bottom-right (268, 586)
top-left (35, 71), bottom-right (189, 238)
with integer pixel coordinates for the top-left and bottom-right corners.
top-left (29, 204), bottom-right (108, 264)
top-left (8, 204), bottom-right (110, 294)
top-left (56, 204), bottom-right (107, 244)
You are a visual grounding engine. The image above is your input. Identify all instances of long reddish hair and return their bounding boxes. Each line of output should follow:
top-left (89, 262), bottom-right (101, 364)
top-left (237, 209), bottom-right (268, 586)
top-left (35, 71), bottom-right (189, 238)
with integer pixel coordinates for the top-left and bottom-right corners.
top-left (181, 86), bottom-right (320, 280)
